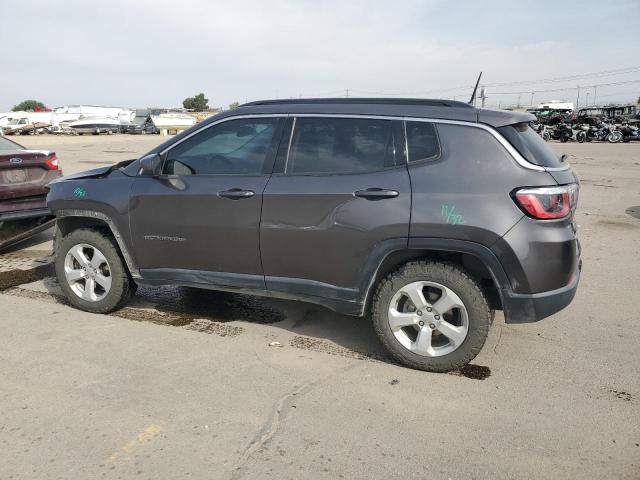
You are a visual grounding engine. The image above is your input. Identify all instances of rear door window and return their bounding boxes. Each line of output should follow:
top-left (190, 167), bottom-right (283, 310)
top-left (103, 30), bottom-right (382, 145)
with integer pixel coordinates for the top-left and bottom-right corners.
top-left (286, 117), bottom-right (398, 175)
top-left (498, 122), bottom-right (564, 168)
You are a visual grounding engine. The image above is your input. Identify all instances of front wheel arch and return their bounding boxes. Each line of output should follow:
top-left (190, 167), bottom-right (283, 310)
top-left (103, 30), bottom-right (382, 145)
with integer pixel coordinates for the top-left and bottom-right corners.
top-left (53, 211), bottom-right (140, 278)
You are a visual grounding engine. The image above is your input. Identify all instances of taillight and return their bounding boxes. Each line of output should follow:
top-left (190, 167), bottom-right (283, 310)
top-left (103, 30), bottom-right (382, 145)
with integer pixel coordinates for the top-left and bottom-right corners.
top-left (44, 154), bottom-right (59, 170)
top-left (513, 184), bottom-right (579, 220)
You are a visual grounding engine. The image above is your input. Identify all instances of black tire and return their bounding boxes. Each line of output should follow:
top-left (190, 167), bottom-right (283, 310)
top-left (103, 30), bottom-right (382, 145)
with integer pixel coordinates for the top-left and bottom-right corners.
top-left (55, 228), bottom-right (135, 313)
top-left (371, 261), bottom-right (491, 372)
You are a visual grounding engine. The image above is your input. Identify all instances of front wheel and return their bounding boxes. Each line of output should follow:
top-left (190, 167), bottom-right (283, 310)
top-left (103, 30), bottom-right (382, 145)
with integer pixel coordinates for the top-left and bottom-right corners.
top-left (371, 261), bottom-right (491, 372)
top-left (576, 131), bottom-right (586, 143)
top-left (542, 131), bottom-right (551, 141)
top-left (55, 228), bottom-right (135, 313)
top-left (608, 132), bottom-right (622, 143)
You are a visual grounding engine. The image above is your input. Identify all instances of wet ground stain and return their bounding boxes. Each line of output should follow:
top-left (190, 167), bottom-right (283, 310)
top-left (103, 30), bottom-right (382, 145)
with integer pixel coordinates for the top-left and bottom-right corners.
top-left (4, 286), bottom-right (245, 338)
top-left (133, 285), bottom-right (286, 325)
top-left (596, 219), bottom-right (639, 230)
top-left (610, 389), bottom-right (633, 402)
top-left (289, 335), bottom-right (491, 380)
top-left (453, 364), bottom-right (492, 380)
top-left (0, 264), bottom-right (53, 291)
top-left (626, 206), bottom-right (640, 220)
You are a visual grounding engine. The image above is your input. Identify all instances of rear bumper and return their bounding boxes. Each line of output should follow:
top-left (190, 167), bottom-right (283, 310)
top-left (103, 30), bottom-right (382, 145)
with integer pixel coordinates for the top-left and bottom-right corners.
top-left (502, 261), bottom-right (581, 323)
top-left (0, 207), bottom-right (51, 221)
top-left (0, 196), bottom-right (50, 221)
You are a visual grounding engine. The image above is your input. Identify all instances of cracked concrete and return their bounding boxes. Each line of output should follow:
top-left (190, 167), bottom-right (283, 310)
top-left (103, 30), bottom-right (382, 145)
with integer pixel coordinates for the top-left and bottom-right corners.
top-left (231, 365), bottom-right (356, 480)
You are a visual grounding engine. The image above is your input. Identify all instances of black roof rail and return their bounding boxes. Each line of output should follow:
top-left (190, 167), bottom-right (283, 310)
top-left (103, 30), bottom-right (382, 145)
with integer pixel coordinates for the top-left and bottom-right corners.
top-left (242, 98), bottom-right (475, 109)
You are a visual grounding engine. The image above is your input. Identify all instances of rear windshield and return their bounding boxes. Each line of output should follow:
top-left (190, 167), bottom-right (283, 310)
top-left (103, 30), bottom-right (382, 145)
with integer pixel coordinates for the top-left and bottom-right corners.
top-left (498, 122), bottom-right (563, 168)
top-left (0, 136), bottom-right (23, 151)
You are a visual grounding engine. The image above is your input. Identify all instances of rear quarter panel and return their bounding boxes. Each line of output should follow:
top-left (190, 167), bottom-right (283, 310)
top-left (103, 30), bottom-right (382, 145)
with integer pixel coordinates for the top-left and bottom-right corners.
top-left (408, 123), bottom-right (559, 245)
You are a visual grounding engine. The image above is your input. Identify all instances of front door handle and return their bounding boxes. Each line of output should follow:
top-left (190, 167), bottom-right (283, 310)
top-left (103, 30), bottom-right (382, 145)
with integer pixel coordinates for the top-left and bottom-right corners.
top-left (218, 188), bottom-right (255, 199)
top-left (353, 188), bottom-right (399, 200)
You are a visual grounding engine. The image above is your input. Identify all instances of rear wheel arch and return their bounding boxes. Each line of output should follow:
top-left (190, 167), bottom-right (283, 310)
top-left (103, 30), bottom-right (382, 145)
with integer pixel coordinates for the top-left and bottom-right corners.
top-left (363, 241), bottom-right (508, 314)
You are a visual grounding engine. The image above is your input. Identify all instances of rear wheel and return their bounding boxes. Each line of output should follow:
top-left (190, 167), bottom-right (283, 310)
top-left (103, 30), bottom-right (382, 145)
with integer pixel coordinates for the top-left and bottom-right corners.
top-left (55, 228), bottom-right (134, 313)
top-left (371, 261), bottom-right (491, 372)
top-left (576, 131), bottom-right (586, 143)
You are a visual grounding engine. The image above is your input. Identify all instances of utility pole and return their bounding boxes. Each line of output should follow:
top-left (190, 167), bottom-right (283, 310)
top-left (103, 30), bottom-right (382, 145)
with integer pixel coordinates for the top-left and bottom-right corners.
top-left (345, 89), bottom-right (350, 98)
top-left (586, 92), bottom-right (590, 106)
top-left (593, 85), bottom-right (598, 106)
top-left (530, 92), bottom-right (535, 106)
top-left (517, 95), bottom-right (521, 109)
top-left (480, 87), bottom-right (486, 108)
top-left (576, 85), bottom-right (580, 109)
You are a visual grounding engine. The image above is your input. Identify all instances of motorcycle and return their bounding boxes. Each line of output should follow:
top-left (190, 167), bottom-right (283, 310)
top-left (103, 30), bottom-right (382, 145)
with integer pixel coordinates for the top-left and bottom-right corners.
top-left (531, 121), bottom-right (551, 141)
top-left (551, 123), bottom-right (583, 143)
top-left (575, 125), bottom-right (589, 143)
top-left (585, 122), bottom-right (622, 143)
top-left (551, 123), bottom-right (573, 142)
top-left (619, 123), bottom-right (640, 142)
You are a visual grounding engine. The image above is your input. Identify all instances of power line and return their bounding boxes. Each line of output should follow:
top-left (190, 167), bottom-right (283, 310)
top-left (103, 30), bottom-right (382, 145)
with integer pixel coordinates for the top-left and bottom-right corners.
top-left (488, 78), bottom-right (640, 95)
top-left (341, 65), bottom-right (640, 97)
top-left (484, 66), bottom-right (640, 88)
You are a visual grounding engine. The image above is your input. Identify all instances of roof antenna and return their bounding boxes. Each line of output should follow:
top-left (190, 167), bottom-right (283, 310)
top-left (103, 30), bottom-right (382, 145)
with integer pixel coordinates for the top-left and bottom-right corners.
top-left (469, 71), bottom-right (482, 106)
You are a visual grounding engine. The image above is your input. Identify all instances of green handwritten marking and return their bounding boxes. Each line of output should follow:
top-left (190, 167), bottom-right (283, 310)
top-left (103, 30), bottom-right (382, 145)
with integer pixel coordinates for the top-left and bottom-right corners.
top-left (441, 204), bottom-right (465, 225)
top-left (73, 187), bottom-right (87, 199)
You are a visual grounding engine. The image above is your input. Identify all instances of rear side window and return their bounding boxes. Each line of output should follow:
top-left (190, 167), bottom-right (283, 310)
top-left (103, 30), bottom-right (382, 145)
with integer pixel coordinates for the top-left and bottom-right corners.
top-left (498, 122), bottom-right (563, 168)
top-left (406, 121), bottom-right (440, 162)
top-left (286, 117), bottom-right (397, 174)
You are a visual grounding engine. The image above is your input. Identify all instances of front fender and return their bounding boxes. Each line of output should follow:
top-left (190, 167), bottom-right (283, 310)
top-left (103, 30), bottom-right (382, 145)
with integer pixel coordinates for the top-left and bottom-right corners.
top-left (47, 171), bottom-right (138, 277)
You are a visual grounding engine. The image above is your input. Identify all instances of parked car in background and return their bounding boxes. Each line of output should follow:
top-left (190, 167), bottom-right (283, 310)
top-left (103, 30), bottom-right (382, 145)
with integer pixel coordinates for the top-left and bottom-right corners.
top-left (127, 110), bottom-right (159, 134)
top-left (0, 136), bottom-right (61, 221)
top-left (47, 98), bottom-right (581, 372)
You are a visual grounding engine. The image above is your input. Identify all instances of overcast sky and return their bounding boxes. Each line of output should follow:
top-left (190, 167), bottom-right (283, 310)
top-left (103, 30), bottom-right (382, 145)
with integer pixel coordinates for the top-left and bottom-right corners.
top-left (2, 0), bottom-right (639, 111)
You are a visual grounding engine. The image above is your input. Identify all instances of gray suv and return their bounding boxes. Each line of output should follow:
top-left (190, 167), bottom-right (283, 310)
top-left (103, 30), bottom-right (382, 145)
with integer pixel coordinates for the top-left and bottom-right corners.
top-left (47, 99), bottom-right (581, 372)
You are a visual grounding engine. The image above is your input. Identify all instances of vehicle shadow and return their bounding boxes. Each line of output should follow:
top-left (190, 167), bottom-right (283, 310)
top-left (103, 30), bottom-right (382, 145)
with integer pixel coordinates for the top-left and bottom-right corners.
top-left (128, 285), bottom-right (390, 361)
top-left (37, 280), bottom-right (490, 377)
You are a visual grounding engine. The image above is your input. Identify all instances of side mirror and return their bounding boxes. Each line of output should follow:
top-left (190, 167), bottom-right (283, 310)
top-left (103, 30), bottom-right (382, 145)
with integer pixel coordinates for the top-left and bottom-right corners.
top-left (138, 154), bottom-right (163, 177)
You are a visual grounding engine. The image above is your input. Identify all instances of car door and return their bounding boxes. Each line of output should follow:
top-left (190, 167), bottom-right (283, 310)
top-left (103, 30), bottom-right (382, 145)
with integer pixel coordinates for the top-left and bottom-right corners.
top-left (129, 116), bottom-right (283, 289)
top-left (260, 115), bottom-right (411, 306)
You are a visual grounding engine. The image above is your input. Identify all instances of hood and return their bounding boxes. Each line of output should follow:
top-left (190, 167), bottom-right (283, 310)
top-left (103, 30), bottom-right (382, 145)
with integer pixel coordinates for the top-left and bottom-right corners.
top-left (49, 159), bottom-right (136, 184)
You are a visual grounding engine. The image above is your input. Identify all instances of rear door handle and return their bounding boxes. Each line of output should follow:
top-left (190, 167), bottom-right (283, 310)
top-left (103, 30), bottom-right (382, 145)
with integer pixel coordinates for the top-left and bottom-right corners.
top-left (353, 188), bottom-right (399, 200)
top-left (218, 188), bottom-right (255, 199)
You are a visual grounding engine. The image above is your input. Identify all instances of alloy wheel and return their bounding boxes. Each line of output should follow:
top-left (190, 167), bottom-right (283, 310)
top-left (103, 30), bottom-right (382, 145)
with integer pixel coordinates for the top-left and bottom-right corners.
top-left (388, 281), bottom-right (469, 357)
top-left (64, 243), bottom-right (112, 302)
